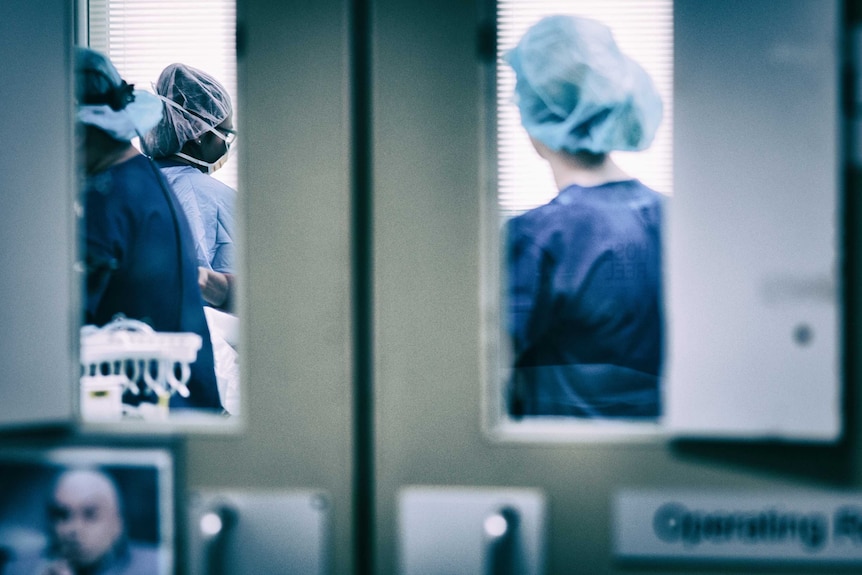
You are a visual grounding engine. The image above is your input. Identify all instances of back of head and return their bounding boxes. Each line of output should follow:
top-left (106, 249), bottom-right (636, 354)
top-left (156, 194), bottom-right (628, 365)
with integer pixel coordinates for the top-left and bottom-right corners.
top-left (75, 47), bottom-right (163, 143)
top-left (75, 48), bottom-right (129, 110)
top-left (142, 63), bottom-right (233, 158)
top-left (504, 15), bottom-right (663, 155)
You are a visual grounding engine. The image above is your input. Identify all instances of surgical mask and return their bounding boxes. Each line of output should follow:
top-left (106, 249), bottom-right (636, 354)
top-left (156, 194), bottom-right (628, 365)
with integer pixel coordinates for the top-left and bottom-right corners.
top-left (175, 149), bottom-right (230, 174)
top-left (77, 89), bottom-right (163, 142)
top-left (174, 127), bottom-right (234, 174)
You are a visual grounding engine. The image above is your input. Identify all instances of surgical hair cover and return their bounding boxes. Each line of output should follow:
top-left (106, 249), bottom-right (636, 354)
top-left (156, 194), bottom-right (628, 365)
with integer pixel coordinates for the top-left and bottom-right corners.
top-left (75, 47), bottom-right (163, 142)
top-left (504, 15), bottom-right (663, 154)
top-left (142, 63), bottom-right (233, 158)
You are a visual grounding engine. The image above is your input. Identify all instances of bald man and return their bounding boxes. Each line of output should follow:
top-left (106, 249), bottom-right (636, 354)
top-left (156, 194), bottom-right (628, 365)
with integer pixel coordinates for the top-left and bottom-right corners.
top-left (5, 468), bottom-right (159, 575)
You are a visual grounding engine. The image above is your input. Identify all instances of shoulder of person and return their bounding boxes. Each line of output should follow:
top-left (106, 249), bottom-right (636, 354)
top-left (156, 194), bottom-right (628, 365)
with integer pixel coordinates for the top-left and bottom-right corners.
top-left (114, 543), bottom-right (162, 575)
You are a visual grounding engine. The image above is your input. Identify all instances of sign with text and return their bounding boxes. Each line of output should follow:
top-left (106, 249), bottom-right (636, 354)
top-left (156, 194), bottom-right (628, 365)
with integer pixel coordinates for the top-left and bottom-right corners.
top-left (614, 490), bottom-right (862, 564)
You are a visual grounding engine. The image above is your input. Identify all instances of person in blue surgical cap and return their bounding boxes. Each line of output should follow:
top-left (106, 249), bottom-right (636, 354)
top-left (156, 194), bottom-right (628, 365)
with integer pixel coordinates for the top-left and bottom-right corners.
top-left (504, 15), bottom-right (665, 419)
top-left (76, 47), bottom-right (222, 412)
top-left (142, 64), bottom-right (237, 312)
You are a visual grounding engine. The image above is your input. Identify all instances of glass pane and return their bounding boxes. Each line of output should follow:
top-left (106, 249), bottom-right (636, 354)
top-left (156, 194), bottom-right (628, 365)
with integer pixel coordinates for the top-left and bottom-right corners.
top-left (488, 0), bottom-right (842, 441)
top-left (491, 0), bottom-right (672, 432)
top-left (77, 0), bottom-right (241, 428)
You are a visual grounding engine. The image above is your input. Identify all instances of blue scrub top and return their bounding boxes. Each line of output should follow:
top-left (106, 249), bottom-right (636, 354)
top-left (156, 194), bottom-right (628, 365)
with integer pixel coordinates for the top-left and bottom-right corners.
top-left (506, 179), bottom-right (664, 418)
top-left (156, 159), bottom-right (236, 273)
top-left (84, 154), bottom-right (222, 411)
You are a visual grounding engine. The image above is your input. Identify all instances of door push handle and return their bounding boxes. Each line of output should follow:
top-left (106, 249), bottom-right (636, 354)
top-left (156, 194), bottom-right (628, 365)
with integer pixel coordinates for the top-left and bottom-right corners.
top-left (483, 506), bottom-right (522, 575)
top-left (198, 503), bottom-right (238, 575)
top-left (190, 490), bottom-right (329, 575)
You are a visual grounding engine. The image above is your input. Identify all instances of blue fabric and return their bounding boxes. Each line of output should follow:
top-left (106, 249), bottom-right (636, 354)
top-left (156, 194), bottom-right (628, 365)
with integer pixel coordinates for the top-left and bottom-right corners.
top-left (3, 541), bottom-right (160, 575)
top-left (84, 154), bottom-right (222, 410)
top-left (156, 160), bottom-right (236, 273)
top-left (506, 179), bottom-right (664, 418)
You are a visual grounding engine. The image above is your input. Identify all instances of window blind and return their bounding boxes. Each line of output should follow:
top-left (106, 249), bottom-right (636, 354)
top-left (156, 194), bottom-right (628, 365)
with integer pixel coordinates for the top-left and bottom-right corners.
top-left (86, 0), bottom-right (238, 190)
top-left (496, 0), bottom-right (673, 217)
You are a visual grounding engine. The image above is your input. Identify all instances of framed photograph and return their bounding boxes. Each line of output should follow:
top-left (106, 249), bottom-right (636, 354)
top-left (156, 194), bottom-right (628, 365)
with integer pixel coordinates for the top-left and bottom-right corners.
top-left (0, 447), bottom-right (173, 575)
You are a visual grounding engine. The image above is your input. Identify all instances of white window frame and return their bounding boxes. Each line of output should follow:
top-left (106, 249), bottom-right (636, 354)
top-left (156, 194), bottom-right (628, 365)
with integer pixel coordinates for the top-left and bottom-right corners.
top-left (483, 0), bottom-right (674, 441)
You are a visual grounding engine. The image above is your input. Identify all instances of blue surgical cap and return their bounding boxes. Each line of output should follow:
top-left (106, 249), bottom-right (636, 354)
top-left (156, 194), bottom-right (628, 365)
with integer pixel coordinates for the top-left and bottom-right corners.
top-left (504, 15), bottom-right (663, 154)
top-left (75, 47), bottom-right (163, 142)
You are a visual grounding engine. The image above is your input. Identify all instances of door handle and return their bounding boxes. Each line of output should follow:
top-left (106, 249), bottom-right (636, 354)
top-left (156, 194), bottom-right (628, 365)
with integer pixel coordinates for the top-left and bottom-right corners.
top-left (399, 487), bottom-right (545, 575)
top-left (198, 502), bottom-right (238, 575)
top-left (484, 506), bottom-right (523, 575)
top-left (188, 490), bottom-right (330, 575)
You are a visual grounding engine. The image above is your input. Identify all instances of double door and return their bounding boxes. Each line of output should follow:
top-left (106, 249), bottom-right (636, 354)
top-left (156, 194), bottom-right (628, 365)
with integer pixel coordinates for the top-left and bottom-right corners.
top-left (1, 0), bottom-right (854, 573)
